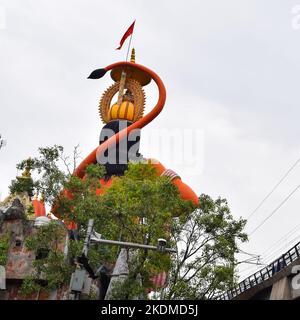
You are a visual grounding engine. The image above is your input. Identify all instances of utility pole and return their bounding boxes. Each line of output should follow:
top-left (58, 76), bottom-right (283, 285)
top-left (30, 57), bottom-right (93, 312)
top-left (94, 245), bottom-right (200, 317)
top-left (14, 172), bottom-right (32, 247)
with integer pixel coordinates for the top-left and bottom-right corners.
top-left (68, 219), bottom-right (175, 300)
top-left (68, 219), bottom-right (94, 300)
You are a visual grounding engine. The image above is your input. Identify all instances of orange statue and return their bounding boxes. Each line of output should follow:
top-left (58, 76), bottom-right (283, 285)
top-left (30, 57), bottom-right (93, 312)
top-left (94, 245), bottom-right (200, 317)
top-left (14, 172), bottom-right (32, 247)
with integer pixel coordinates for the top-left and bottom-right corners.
top-left (72, 50), bottom-right (199, 207)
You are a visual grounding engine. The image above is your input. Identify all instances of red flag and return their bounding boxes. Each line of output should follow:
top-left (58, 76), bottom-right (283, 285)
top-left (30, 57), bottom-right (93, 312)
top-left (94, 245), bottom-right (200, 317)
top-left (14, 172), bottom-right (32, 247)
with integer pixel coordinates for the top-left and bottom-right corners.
top-left (116, 20), bottom-right (135, 50)
top-left (32, 199), bottom-right (46, 217)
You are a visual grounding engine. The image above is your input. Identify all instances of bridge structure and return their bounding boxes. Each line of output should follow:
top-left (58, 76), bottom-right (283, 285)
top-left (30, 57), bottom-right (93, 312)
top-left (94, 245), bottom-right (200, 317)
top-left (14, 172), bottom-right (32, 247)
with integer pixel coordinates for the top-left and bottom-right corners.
top-left (217, 241), bottom-right (300, 300)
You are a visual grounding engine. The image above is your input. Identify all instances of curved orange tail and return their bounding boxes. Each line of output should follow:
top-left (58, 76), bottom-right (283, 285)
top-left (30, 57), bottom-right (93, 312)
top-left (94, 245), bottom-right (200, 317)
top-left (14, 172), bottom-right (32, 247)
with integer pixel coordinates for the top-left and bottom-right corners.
top-left (74, 61), bottom-right (166, 178)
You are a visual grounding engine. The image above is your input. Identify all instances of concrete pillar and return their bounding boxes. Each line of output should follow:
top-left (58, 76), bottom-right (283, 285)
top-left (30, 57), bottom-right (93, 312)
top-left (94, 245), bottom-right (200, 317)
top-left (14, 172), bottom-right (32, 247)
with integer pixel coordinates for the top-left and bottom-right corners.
top-left (105, 248), bottom-right (130, 299)
top-left (0, 265), bottom-right (6, 290)
top-left (270, 277), bottom-right (292, 300)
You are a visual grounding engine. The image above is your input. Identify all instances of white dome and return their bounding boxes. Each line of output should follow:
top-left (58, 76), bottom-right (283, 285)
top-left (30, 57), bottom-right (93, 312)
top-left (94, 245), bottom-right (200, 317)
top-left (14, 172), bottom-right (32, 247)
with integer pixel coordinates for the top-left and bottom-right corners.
top-left (34, 216), bottom-right (51, 227)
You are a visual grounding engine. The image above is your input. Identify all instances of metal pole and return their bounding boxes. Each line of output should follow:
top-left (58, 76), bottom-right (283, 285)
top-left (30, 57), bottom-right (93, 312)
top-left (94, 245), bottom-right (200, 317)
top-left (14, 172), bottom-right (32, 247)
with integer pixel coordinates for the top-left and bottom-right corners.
top-left (126, 33), bottom-right (133, 62)
top-left (83, 219), bottom-right (94, 256)
top-left (68, 219), bottom-right (94, 300)
top-left (91, 237), bottom-right (176, 253)
top-left (117, 71), bottom-right (127, 107)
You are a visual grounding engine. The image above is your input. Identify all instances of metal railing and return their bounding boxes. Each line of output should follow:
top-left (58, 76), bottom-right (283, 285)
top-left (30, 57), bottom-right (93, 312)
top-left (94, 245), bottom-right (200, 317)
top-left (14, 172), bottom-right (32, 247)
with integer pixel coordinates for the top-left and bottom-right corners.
top-left (216, 241), bottom-right (300, 300)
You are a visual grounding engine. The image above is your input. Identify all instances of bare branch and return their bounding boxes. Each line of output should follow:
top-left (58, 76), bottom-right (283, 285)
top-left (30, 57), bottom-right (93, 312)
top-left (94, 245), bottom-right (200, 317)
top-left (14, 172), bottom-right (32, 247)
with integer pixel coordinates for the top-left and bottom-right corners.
top-left (58, 144), bottom-right (81, 176)
top-left (73, 144), bottom-right (81, 172)
top-left (0, 134), bottom-right (6, 150)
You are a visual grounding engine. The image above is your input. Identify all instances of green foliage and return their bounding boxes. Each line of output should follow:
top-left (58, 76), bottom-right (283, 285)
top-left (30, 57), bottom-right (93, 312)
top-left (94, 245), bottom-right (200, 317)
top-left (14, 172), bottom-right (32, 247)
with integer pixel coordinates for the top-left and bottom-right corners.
top-left (13, 145), bottom-right (248, 300)
top-left (9, 176), bottom-right (35, 197)
top-left (20, 276), bottom-right (42, 297)
top-left (0, 234), bottom-right (10, 266)
top-left (68, 238), bottom-right (104, 271)
top-left (86, 286), bottom-right (98, 300)
top-left (92, 163), bottom-right (193, 299)
top-left (12, 146), bottom-right (68, 203)
top-left (56, 163), bottom-right (105, 224)
top-left (109, 271), bottom-right (147, 300)
top-left (95, 163), bottom-right (193, 244)
top-left (25, 221), bottom-right (64, 251)
top-left (21, 222), bottom-right (71, 295)
top-left (56, 161), bottom-right (194, 298)
top-left (163, 194), bottom-right (248, 300)
top-left (26, 203), bottom-right (35, 218)
top-left (9, 157), bottom-right (35, 197)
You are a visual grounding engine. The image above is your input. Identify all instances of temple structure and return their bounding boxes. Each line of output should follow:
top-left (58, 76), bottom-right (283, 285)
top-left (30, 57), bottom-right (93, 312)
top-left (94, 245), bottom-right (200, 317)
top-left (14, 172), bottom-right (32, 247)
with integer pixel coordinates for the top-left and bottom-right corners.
top-left (0, 50), bottom-right (198, 300)
top-left (0, 166), bottom-right (71, 299)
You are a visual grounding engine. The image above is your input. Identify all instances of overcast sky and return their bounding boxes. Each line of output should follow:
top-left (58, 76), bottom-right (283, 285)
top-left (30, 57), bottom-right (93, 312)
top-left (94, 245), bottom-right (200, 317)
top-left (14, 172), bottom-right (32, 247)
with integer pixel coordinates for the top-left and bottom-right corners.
top-left (1, 0), bottom-right (300, 280)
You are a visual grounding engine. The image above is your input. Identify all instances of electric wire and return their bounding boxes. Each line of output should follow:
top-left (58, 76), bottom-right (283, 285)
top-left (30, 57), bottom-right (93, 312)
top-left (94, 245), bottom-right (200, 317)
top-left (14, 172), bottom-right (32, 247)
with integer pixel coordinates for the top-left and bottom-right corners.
top-left (238, 223), bottom-right (300, 277)
top-left (247, 158), bottom-right (300, 220)
top-left (249, 184), bottom-right (300, 236)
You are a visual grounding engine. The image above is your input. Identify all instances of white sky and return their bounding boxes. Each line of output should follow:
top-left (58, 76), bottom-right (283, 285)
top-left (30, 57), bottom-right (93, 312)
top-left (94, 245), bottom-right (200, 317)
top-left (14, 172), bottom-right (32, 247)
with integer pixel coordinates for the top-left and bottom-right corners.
top-left (1, 0), bottom-right (300, 280)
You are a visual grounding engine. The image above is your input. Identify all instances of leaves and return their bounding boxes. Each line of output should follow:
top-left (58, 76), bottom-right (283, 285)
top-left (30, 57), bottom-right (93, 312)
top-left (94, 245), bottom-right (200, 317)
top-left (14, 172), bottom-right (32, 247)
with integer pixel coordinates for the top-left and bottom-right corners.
top-left (12, 145), bottom-right (248, 300)
top-left (9, 175), bottom-right (35, 197)
top-left (0, 235), bottom-right (10, 266)
top-left (164, 194), bottom-right (248, 300)
top-left (21, 222), bottom-right (71, 295)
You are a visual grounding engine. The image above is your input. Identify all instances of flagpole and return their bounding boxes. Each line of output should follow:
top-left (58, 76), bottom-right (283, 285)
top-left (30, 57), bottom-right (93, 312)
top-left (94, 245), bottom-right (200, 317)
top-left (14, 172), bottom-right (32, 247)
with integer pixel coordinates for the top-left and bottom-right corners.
top-left (117, 21), bottom-right (135, 106)
top-left (125, 32), bottom-right (133, 62)
top-left (117, 33), bottom-right (133, 107)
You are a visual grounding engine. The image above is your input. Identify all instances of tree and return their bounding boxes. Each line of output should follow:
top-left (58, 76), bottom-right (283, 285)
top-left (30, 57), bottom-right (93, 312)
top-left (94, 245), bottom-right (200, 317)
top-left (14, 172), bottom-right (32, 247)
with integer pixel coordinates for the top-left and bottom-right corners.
top-left (10, 145), bottom-right (248, 299)
top-left (55, 160), bottom-right (194, 299)
top-left (86, 163), bottom-right (194, 299)
top-left (56, 158), bottom-right (247, 299)
top-left (163, 194), bottom-right (247, 299)
top-left (21, 222), bottom-right (71, 296)
top-left (9, 158), bottom-right (35, 197)
top-left (9, 145), bottom-right (76, 203)
top-left (0, 134), bottom-right (5, 150)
